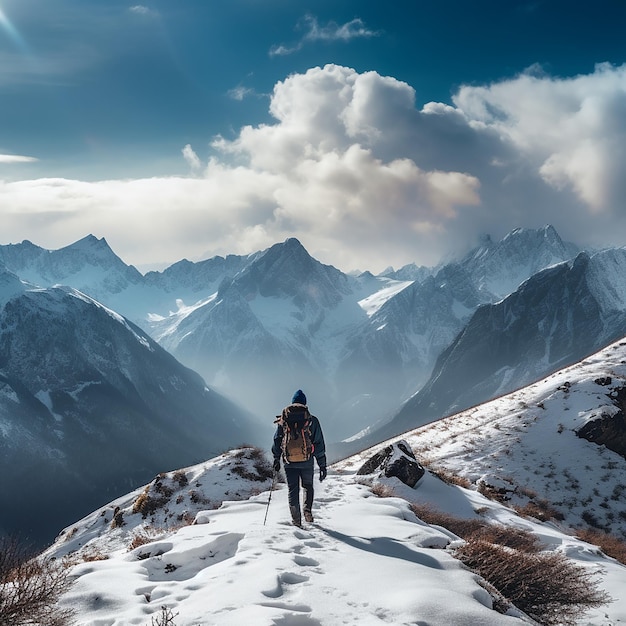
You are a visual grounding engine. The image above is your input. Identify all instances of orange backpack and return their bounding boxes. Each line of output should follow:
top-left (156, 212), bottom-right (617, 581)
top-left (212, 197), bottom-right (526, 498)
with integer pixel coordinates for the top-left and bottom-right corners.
top-left (278, 404), bottom-right (313, 463)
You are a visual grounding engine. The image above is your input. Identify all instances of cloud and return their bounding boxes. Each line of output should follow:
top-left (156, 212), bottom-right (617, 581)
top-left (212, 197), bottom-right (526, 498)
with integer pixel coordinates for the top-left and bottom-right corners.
top-left (182, 144), bottom-right (202, 172)
top-left (270, 15), bottom-right (379, 57)
top-left (227, 85), bottom-right (260, 101)
top-left (2, 63), bottom-right (626, 273)
top-left (128, 5), bottom-right (160, 18)
top-left (0, 154), bottom-right (38, 164)
top-left (302, 15), bottom-right (379, 43)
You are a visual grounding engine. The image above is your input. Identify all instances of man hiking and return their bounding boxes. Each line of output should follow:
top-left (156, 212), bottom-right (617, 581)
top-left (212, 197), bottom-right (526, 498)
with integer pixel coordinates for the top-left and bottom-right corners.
top-left (272, 389), bottom-right (327, 526)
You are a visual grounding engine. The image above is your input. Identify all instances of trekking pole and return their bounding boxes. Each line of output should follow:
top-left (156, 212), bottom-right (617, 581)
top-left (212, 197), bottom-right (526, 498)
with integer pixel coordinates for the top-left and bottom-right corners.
top-left (263, 470), bottom-right (277, 526)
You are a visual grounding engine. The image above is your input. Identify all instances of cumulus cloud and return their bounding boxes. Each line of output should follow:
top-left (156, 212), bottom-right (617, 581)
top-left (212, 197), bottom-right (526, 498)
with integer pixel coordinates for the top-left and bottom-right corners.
top-left (453, 63), bottom-right (626, 212)
top-left (1, 62), bottom-right (626, 273)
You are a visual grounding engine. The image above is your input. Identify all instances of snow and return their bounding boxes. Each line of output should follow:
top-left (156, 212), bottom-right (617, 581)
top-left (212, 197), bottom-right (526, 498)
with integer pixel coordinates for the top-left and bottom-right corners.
top-left (46, 424), bottom-right (626, 625)
top-left (357, 279), bottom-right (413, 317)
top-left (50, 469), bottom-right (526, 625)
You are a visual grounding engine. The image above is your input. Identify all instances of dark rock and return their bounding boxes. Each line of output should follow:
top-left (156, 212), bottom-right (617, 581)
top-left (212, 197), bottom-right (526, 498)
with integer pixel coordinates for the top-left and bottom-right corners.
top-left (594, 377), bottom-right (612, 386)
top-left (577, 386), bottom-right (626, 459)
top-left (357, 440), bottom-right (425, 487)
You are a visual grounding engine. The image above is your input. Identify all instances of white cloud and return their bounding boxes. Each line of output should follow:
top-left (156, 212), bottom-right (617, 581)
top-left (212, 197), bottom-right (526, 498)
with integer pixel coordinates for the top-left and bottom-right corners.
top-left (2, 63), bottom-right (626, 273)
top-left (0, 154), bottom-right (38, 163)
top-left (270, 15), bottom-right (379, 57)
top-left (453, 62), bottom-right (626, 212)
top-left (128, 5), bottom-right (159, 18)
top-left (182, 144), bottom-right (202, 172)
top-left (227, 85), bottom-right (258, 101)
top-left (302, 15), bottom-right (379, 43)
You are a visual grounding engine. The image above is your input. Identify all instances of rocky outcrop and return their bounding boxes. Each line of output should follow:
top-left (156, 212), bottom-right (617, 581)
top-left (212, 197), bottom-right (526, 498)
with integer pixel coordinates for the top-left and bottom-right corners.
top-left (357, 440), bottom-right (425, 487)
top-left (577, 386), bottom-right (626, 459)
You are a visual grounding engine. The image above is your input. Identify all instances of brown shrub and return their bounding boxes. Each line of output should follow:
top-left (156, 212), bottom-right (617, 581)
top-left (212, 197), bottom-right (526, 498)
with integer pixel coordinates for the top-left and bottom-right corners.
top-left (513, 499), bottom-right (564, 522)
top-left (370, 482), bottom-right (396, 498)
top-left (171, 470), bottom-right (188, 487)
top-left (474, 526), bottom-right (541, 553)
top-left (410, 503), bottom-right (485, 538)
top-left (188, 490), bottom-right (211, 505)
top-left (132, 488), bottom-right (169, 518)
top-left (0, 536), bottom-right (74, 626)
top-left (454, 539), bottom-right (610, 625)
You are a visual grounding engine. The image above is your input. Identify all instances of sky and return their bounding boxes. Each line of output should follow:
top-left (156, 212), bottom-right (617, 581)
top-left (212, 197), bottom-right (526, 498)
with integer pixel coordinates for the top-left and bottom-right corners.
top-left (1, 0), bottom-right (626, 273)
top-left (42, 327), bottom-right (626, 625)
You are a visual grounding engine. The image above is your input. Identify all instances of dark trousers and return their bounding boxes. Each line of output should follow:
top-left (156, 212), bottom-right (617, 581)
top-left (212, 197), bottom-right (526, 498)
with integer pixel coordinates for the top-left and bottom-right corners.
top-left (285, 464), bottom-right (314, 514)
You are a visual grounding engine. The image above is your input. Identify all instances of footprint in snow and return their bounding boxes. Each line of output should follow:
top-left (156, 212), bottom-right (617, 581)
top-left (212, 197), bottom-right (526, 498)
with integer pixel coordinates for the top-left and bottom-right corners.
top-left (261, 571), bottom-right (310, 598)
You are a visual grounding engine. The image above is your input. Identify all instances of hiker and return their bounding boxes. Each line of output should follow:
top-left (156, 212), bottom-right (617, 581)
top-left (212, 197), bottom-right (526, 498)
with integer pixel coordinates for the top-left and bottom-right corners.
top-left (272, 389), bottom-right (327, 526)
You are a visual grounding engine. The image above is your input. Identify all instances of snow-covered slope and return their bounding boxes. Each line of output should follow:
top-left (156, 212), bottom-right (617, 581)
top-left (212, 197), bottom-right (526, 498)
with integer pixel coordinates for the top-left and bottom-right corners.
top-left (369, 247), bottom-right (626, 444)
top-left (387, 334), bottom-right (626, 539)
top-left (0, 284), bottom-right (267, 547)
top-left (48, 469), bottom-right (544, 625)
top-left (44, 334), bottom-right (626, 626)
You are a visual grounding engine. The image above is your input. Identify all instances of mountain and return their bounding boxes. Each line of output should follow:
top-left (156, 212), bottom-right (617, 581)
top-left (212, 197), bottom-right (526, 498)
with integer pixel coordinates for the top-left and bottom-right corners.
top-left (458, 225), bottom-right (581, 300)
top-left (371, 247), bottom-right (626, 444)
top-left (0, 284), bottom-right (267, 547)
top-left (0, 235), bottom-right (144, 301)
top-left (149, 228), bottom-right (581, 439)
top-left (150, 238), bottom-right (361, 436)
top-left (40, 337), bottom-right (626, 624)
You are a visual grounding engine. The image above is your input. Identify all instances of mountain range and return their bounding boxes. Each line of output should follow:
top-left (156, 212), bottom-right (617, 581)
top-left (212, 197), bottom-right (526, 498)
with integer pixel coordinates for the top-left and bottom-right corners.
top-left (5, 224), bottom-right (626, 547)
top-left (0, 225), bottom-right (586, 442)
top-left (366, 246), bottom-right (626, 446)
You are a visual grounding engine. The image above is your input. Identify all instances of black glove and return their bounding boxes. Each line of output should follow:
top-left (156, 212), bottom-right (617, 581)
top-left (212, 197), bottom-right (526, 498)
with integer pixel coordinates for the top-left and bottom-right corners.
top-left (273, 458), bottom-right (281, 472)
top-left (319, 466), bottom-right (327, 482)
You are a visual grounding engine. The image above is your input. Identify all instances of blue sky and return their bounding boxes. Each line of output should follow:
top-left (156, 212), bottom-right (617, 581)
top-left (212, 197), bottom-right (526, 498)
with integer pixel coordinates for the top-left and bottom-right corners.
top-left (1, 0), bottom-right (626, 272)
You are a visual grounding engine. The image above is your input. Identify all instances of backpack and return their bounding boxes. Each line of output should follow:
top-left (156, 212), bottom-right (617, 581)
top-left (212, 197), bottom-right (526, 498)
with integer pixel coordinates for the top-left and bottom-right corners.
top-left (277, 403), bottom-right (313, 463)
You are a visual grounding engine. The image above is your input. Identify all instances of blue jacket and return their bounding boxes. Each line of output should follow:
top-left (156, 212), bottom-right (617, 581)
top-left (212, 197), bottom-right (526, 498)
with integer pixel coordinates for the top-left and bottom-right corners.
top-left (272, 404), bottom-right (326, 469)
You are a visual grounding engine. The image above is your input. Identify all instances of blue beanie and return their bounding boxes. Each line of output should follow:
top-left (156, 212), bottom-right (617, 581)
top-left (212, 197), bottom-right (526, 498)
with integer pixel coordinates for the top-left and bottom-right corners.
top-left (292, 389), bottom-right (307, 405)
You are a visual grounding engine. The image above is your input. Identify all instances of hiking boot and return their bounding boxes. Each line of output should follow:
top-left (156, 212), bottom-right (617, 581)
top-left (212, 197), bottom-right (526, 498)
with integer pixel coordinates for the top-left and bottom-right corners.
top-left (303, 509), bottom-right (314, 523)
top-left (290, 505), bottom-right (302, 527)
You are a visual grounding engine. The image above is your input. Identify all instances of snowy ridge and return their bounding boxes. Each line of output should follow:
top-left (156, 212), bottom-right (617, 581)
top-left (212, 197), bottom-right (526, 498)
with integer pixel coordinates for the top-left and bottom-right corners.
top-left (49, 454), bottom-right (537, 625)
top-left (391, 336), bottom-right (626, 538)
top-left (43, 337), bottom-right (626, 624)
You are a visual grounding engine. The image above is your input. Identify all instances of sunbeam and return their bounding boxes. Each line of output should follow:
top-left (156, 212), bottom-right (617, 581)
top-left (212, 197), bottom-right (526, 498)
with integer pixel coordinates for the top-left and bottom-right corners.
top-left (0, 6), bottom-right (28, 52)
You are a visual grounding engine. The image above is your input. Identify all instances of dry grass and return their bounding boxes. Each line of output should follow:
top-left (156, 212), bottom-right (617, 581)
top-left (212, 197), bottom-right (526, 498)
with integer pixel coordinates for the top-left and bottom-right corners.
top-left (512, 499), bottom-right (565, 523)
top-left (410, 503), bottom-right (486, 539)
top-left (428, 467), bottom-right (472, 488)
top-left (132, 488), bottom-right (170, 518)
top-left (128, 527), bottom-right (167, 551)
top-left (370, 482), bottom-right (396, 498)
top-left (575, 528), bottom-right (626, 565)
top-left (80, 550), bottom-right (109, 562)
